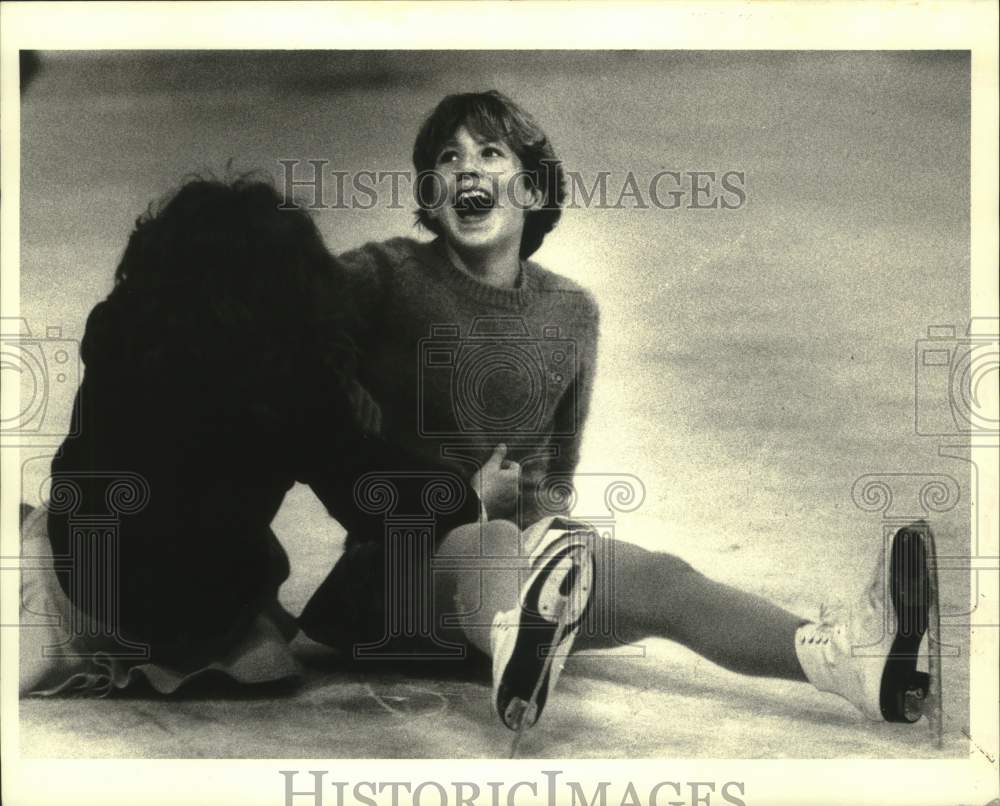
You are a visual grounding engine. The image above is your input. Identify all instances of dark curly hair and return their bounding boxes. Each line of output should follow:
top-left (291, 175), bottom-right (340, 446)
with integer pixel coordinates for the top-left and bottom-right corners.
top-left (411, 90), bottom-right (566, 259)
top-left (93, 174), bottom-right (356, 438)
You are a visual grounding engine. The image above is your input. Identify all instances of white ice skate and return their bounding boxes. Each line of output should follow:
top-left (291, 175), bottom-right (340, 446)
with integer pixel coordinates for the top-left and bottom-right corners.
top-left (490, 519), bottom-right (595, 743)
top-left (795, 522), bottom-right (941, 743)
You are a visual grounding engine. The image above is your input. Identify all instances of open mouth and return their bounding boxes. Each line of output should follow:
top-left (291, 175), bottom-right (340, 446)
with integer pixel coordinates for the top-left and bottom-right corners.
top-left (454, 188), bottom-right (494, 220)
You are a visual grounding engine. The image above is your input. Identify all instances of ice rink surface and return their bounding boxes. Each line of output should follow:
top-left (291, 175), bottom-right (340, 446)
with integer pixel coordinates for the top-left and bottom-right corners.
top-left (17, 51), bottom-right (971, 758)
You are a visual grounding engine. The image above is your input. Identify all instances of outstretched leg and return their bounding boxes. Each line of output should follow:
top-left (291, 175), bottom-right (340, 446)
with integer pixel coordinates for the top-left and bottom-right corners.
top-left (587, 522), bottom-right (941, 733)
top-left (436, 519), bottom-right (939, 735)
top-left (579, 537), bottom-right (807, 680)
top-left (436, 521), bottom-right (807, 679)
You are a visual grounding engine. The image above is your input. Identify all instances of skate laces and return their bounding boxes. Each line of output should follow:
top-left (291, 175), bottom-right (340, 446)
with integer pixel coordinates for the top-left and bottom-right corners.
top-left (803, 604), bottom-right (846, 646)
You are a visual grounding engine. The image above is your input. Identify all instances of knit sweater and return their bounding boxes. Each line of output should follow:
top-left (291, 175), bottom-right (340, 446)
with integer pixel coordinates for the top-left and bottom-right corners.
top-left (340, 236), bottom-right (600, 528)
top-left (47, 297), bottom-right (483, 660)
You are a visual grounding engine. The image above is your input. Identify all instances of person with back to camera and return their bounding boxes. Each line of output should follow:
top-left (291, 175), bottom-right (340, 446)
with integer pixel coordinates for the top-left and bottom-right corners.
top-left (19, 175), bottom-right (518, 696)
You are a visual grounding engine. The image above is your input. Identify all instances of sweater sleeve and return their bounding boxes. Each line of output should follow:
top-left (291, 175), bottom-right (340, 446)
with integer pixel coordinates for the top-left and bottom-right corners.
top-left (521, 293), bottom-right (600, 527)
top-left (337, 241), bottom-right (394, 351)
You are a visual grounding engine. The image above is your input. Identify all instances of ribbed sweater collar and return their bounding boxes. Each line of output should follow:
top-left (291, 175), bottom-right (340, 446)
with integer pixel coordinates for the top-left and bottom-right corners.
top-left (414, 238), bottom-right (537, 310)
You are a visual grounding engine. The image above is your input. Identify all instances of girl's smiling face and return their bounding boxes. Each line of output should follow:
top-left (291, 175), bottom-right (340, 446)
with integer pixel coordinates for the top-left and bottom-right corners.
top-left (425, 125), bottom-right (540, 261)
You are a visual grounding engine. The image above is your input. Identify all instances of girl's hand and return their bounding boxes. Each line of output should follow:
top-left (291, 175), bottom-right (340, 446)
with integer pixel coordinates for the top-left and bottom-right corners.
top-left (471, 443), bottom-right (520, 520)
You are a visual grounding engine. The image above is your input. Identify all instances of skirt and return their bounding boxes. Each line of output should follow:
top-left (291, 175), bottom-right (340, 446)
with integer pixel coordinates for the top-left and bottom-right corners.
top-left (18, 505), bottom-right (301, 697)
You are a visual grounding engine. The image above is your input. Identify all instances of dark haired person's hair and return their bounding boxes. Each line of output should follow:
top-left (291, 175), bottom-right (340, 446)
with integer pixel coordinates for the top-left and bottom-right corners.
top-left (96, 174), bottom-right (356, 436)
top-left (411, 90), bottom-right (566, 260)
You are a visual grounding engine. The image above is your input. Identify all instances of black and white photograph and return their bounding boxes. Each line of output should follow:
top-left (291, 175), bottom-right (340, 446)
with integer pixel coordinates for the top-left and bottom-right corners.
top-left (1, 3), bottom-right (997, 805)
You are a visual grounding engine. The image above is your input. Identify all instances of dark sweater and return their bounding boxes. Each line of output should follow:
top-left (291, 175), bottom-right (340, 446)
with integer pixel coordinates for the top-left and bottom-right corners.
top-left (47, 298), bottom-right (482, 661)
top-left (340, 237), bottom-right (600, 528)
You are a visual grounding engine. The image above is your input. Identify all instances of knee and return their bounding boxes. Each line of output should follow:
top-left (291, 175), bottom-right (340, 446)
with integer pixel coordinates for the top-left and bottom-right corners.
top-left (438, 519), bottom-right (520, 558)
top-left (649, 550), bottom-right (698, 583)
top-left (603, 540), bottom-right (696, 587)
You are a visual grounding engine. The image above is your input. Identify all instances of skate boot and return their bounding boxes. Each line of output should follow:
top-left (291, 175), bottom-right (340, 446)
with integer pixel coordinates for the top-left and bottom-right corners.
top-left (795, 521), bottom-right (941, 741)
top-left (491, 518), bottom-right (596, 738)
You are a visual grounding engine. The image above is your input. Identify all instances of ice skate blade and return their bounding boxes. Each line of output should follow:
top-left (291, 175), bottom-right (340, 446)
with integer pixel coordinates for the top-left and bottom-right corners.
top-left (504, 697), bottom-right (537, 731)
top-left (902, 672), bottom-right (929, 723)
top-left (495, 545), bottom-right (593, 732)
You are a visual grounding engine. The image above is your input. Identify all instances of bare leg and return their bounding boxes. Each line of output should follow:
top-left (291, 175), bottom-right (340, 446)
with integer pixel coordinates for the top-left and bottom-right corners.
top-left (436, 521), bottom-right (806, 681)
top-left (580, 538), bottom-right (806, 680)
